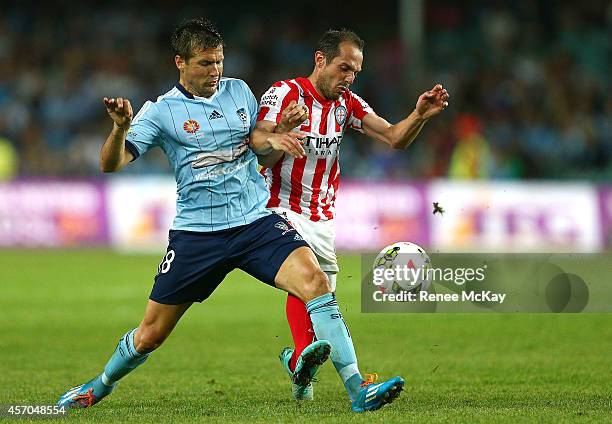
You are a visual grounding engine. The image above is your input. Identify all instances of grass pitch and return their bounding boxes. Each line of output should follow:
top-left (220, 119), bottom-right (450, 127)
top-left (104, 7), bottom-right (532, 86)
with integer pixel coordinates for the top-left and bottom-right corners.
top-left (1, 250), bottom-right (611, 423)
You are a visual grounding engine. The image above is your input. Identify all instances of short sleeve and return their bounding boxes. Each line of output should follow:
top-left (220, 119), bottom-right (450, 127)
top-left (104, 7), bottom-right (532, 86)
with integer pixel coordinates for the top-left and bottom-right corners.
top-left (347, 92), bottom-right (374, 133)
top-left (257, 82), bottom-right (298, 125)
top-left (125, 101), bottom-right (162, 160)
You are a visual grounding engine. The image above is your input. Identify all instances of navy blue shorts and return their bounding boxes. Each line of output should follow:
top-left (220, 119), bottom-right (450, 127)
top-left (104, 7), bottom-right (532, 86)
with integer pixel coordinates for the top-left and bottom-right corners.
top-left (149, 213), bottom-right (309, 305)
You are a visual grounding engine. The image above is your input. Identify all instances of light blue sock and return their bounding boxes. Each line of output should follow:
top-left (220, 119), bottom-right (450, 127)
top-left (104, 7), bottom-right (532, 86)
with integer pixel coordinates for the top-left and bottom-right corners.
top-left (101, 328), bottom-right (150, 386)
top-left (307, 293), bottom-right (363, 401)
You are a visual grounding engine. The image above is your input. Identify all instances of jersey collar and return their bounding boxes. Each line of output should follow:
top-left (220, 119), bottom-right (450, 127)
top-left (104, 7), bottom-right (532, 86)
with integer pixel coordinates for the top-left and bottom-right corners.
top-left (175, 82), bottom-right (195, 99)
top-left (175, 82), bottom-right (222, 102)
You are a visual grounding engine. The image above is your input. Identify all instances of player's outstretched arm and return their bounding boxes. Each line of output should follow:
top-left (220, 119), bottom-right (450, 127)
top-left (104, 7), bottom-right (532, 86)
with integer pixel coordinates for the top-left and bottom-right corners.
top-left (100, 97), bottom-right (135, 172)
top-left (362, 84), bottom-right (449, 150)
top-left (251, 101), bottom-right (309, 167)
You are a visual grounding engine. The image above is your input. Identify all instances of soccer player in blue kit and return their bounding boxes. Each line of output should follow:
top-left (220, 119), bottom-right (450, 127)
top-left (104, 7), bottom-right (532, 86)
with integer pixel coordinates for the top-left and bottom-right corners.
top-left (57, 18), bottom-right (403, 412)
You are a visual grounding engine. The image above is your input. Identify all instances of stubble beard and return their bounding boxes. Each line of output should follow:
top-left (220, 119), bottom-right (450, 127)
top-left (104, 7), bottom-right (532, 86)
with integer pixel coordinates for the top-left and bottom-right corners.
top-left (315, 76), bottom-right (339, 101)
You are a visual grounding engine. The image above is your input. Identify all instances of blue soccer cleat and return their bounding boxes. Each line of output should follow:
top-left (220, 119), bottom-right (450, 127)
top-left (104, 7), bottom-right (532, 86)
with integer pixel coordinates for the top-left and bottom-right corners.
top-left (279, 347), bottom-right (313, 400)
top-left (57, 375), bottom-right (116, 408)
top-left (351, 374), bottom-right (405, 413)
top-left (279, 340), bottom-right (331, 400)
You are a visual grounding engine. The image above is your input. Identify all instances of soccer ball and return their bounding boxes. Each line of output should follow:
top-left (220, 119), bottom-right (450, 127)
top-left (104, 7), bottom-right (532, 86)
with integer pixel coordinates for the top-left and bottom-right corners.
top-left (372, 242), bottom-right (432, 293)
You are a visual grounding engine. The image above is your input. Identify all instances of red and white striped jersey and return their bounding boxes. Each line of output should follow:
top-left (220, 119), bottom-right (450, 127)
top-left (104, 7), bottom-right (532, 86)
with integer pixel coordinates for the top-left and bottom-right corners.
top-left (257, 77), bottom-right (373, 221)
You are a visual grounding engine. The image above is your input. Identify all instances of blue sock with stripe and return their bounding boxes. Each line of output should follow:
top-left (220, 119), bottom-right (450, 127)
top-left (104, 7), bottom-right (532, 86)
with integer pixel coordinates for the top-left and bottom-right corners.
top-left (101, 328), bottom-right (150, 386)
top-left (306, 293), bottom-right (363, 401)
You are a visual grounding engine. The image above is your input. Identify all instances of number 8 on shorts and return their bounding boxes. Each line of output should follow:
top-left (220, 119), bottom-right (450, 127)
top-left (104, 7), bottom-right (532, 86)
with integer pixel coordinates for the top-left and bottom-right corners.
top-left (158, 250), bottom-right (175, 275)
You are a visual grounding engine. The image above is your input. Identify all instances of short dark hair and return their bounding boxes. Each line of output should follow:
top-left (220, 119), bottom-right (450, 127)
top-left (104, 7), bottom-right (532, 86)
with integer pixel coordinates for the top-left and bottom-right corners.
top-left (317, 29), bottom-right (364, 61)
top-left (171, 18), bottom-right (223, 60)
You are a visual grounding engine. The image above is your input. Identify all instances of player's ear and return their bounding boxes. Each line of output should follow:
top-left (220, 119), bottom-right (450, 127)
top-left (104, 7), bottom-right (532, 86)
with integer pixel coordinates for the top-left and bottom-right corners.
top-left (314, 51), bottom-right (327, 69)
top-left (175, 55), bottom-right (185, 71)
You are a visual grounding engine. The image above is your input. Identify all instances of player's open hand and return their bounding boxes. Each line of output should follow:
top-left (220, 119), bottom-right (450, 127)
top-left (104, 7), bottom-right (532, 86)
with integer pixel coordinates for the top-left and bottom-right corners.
top-left (415, 84), bottom-right (449, 120)
top-left (267, 132), bottom-right (306, 158)
top-left (103, 97), bottom-right (133, 130)
top-left (277, 100), bottom-right (309, 133)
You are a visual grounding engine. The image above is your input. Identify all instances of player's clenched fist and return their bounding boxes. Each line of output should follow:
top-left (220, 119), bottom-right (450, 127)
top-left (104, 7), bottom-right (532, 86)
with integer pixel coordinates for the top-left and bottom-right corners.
top-left (267, 132), bottom-right (306, 159)
top-left (277, 100), bottom-right (309, 133)
top-left (103, 97), bottom-right (133, 130)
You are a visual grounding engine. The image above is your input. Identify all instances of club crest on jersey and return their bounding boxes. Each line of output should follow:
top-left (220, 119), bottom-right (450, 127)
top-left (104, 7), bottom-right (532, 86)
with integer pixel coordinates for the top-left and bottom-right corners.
top-left (335, 105), bottom-right (347, 126)
top-left (183, 119), bottom-right (200, 134)
top-left (236, 108), bottom-right (248, 124)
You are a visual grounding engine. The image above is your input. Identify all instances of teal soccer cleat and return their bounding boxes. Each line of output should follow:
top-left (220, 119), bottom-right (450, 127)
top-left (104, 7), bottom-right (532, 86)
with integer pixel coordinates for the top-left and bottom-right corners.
top-left (279, 340), bottom-right (331, 400)
top-left (351, 375), bottom-right (405, 412)
top-left (57, 375), bottom-right (116, 408)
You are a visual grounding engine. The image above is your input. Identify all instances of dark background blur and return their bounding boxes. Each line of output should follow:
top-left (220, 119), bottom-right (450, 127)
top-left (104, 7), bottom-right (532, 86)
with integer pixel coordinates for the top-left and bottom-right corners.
top-left (0, 0), bottom-right (610, 181)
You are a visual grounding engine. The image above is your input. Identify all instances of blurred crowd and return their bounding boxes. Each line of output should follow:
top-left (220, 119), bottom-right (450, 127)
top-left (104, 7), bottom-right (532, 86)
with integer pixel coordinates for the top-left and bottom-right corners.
top-left (0, 1), bottom-right (610, 181)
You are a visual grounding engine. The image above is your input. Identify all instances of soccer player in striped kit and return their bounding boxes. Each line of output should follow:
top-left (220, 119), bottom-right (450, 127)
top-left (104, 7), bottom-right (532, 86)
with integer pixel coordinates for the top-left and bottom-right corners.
top-left (251, 29), bottom-right (449, 403)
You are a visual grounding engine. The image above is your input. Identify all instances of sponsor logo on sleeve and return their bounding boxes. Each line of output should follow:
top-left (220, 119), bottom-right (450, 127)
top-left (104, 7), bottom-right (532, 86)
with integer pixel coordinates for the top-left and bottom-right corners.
top-left (260, 92), bottom-right (278, 107)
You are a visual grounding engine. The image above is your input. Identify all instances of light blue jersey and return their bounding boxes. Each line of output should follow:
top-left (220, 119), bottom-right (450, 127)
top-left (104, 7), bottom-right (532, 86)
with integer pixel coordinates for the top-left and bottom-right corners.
top-left (125, 78), bottom-right (271, 232)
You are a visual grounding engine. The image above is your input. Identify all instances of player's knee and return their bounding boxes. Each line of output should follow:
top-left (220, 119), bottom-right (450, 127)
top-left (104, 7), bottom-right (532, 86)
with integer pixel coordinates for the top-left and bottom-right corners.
top-left (326, 272), bottom-right (337, 292)
top-left (298, 266), bottom-right (330, 302)
top-left (135, 326), bottom-right (168, 353)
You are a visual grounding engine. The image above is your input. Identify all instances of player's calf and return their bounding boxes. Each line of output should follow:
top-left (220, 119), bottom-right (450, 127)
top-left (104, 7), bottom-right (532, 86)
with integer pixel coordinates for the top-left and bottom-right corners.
top-left (133, 300), bottom-right (191, 353)
top-left (135, 325), bottom-right (170, 353)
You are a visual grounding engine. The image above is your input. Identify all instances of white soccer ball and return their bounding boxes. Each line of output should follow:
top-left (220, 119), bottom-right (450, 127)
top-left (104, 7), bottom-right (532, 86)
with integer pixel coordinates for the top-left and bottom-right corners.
top-left (372, 241), bottom-right (432, 293)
